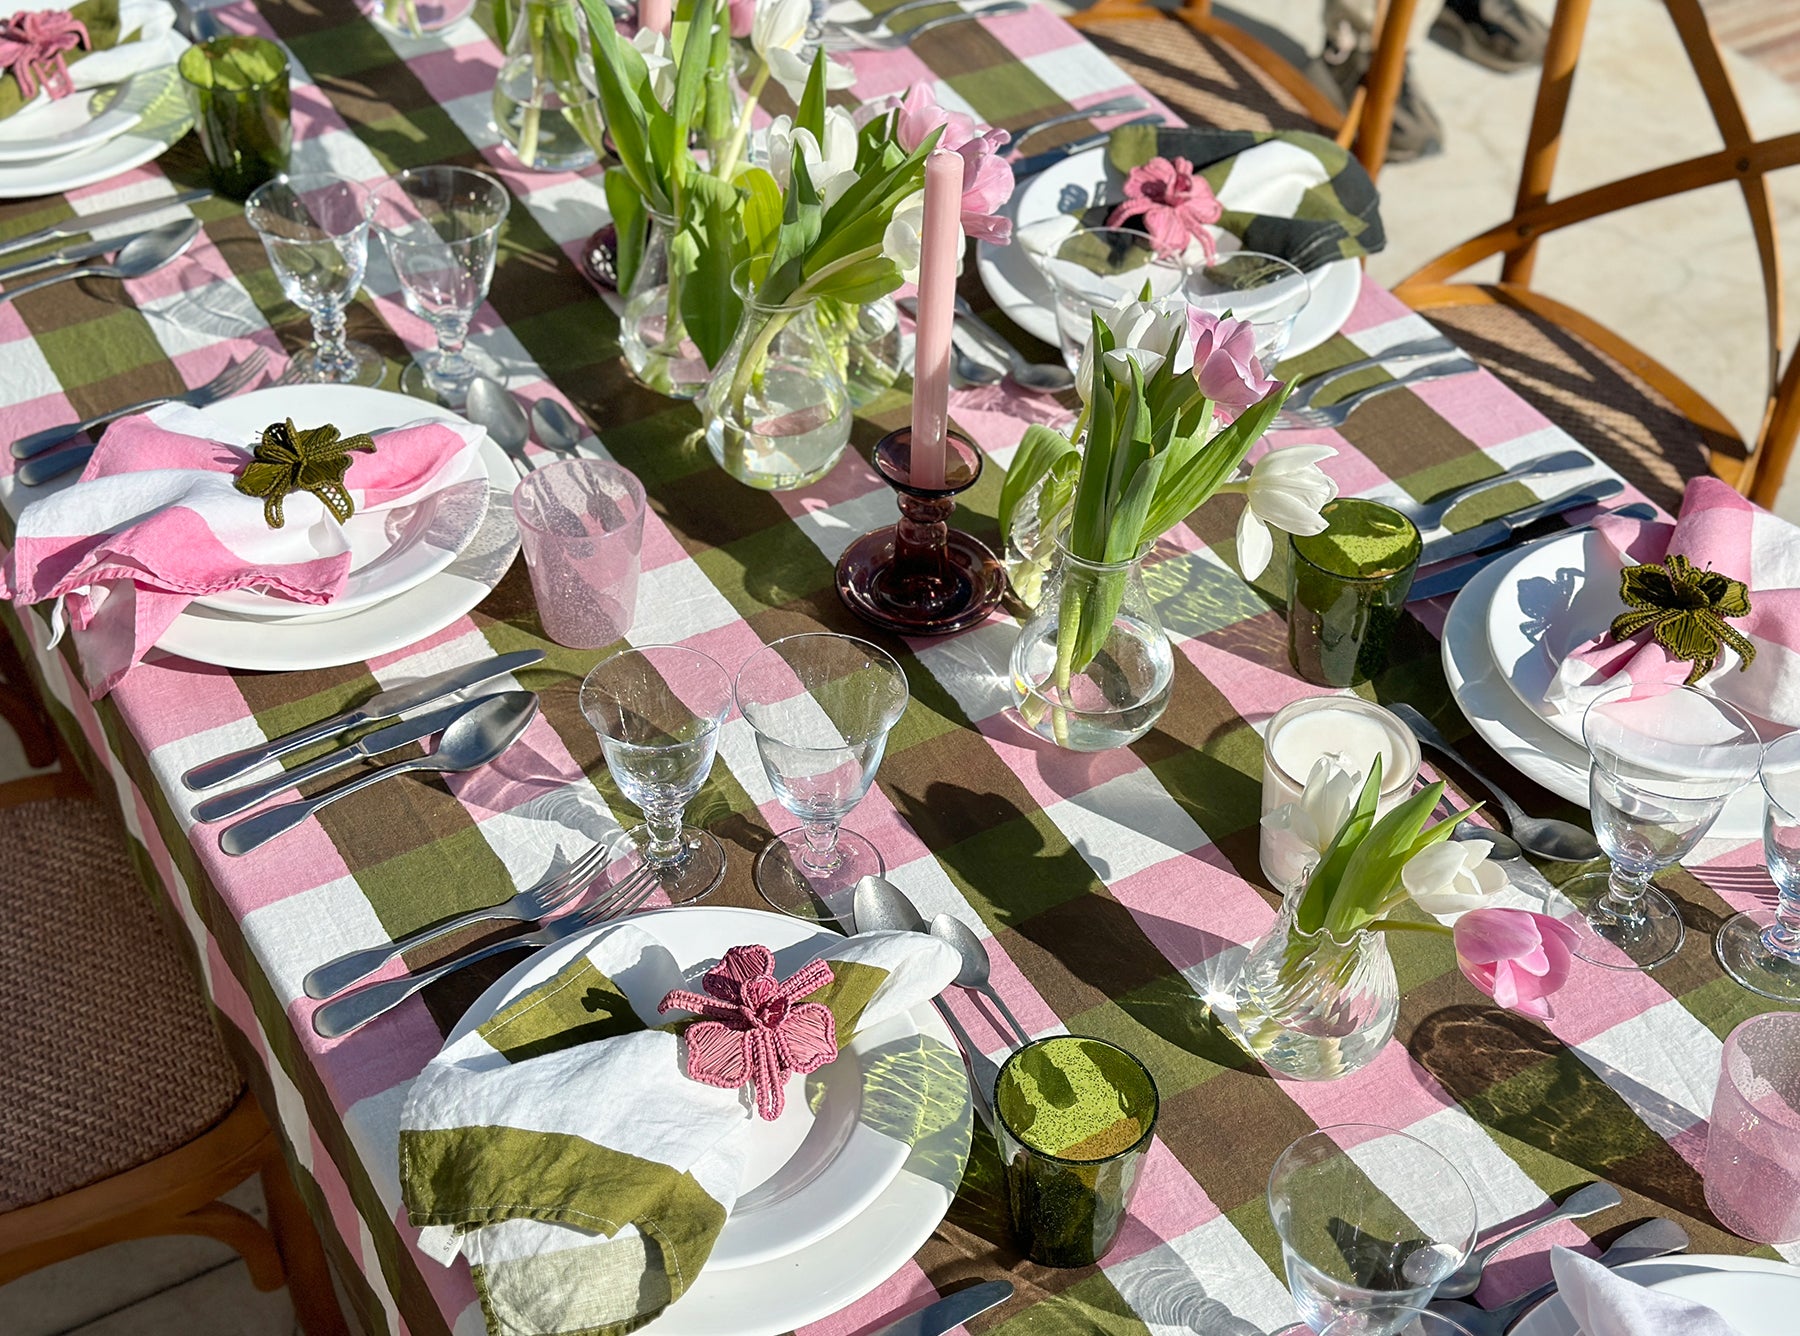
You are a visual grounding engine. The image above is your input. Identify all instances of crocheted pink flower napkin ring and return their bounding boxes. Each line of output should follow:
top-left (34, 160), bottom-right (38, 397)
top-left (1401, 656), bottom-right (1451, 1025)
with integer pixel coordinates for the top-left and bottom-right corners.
top-left (658, 944), bottom-right (838, 1121)
top-left (0, 10), bottom-right (92, 102)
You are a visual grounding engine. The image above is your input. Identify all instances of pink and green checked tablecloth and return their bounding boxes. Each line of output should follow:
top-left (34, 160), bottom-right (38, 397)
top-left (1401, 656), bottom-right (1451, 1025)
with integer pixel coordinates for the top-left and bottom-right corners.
top-left (1, 2), bottom-right (1795, 1333)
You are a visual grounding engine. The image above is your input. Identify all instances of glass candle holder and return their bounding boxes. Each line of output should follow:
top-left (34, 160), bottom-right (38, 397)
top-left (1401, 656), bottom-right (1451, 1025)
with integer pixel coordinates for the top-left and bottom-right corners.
top-left (176, 37), bottom-right (292, 201)
top-left (994, 1035), bottom-right (1159, 1268)
top-left (1260, 695), bottom-right (1421, 890)
top-left (1287, 499), bottom-right (1422, 689)
top-left (1703, 1011), bottom-right (1800, 1244)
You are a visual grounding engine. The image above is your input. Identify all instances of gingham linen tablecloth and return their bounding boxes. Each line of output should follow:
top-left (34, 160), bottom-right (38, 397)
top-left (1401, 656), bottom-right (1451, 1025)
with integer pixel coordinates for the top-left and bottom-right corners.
top-left (0, 2), bottom-right (1793, 1333)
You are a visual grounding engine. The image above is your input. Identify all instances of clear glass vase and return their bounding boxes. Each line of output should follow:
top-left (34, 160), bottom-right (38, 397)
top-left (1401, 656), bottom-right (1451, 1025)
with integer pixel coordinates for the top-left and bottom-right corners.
top-left (1003, 468), bottom-right (1071, 611)
top-left (1008, 541), bottom-right (1173, 751)
top-left (492, 0), bottom-right (602, 172)
top-left (700, 267), bottom-right (852, 490)
top-left (620, 210), bottom-right (712, 400)
top-left (833, 294), bottom-right (904, 409)
top-left (1226, 890), bottom-right (1399, 1081)
top-left (364, 0), bottom-right (475, 36)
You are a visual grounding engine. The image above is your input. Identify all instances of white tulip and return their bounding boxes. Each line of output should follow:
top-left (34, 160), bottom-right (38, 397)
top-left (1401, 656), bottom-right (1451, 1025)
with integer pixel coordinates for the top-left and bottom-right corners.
top-left (1074, 295), bottom-right (1184, 402)
top-left (1234, 444), bottom-right (1339, 579)
top-left (1402, 839), bottom-right (1509, 916)
top-left (631, 28), bottom-right (674, 108)
top-left (765, 107), bottom-right (859, 206)
top-left (767, 45), bottom-right (856, 102)
top-left (751, 0), bottom-right (809, 58)
top-left (1260, 755), bottom-right (1363, 891)
top-left (882, 189), bottom-right (926, 283)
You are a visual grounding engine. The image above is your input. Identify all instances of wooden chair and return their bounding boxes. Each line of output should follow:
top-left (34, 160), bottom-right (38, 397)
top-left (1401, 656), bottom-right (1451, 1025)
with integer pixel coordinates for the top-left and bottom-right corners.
top-left (1393, 0), bottom-right (1799, 511)
top-left (1070, 0), bottom-right (1423, 179)
top-left (0, 770), bottom-right (349, 1335)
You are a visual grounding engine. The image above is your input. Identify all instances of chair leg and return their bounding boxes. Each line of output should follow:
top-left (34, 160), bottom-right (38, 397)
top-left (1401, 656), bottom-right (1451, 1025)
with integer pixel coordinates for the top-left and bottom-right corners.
top-left (261, 1153), bottom-right (351, 1336)
top-left (173, 1200), bottom-right (287, 1291)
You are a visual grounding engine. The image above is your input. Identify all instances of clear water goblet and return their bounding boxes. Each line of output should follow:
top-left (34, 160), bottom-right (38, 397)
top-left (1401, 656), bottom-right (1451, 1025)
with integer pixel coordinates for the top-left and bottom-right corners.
top-left (734, 633), bottom-right (909, 929)
top-left (1563, 681), bottom-right (1762, 971)
top-left (1717, 728), bottom-right (1800, 998)
top-left (370, 166), bottom-right (510, 408)
top-left (244, 174), bottom-right (382, 386)
top-left (1036, 226), bottom-right (1187, 374)
top-left (1268, 1124), bottom-right (1477, 1336)
top-left (579, 644), bottom-right (733, 904)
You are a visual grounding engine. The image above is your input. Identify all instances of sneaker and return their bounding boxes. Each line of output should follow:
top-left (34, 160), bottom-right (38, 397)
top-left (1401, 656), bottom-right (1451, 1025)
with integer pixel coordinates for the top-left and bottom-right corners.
top-left (1431, 0), bottom-right (1550, 73)
top-left (1304, 36), bottom-right (1445, 163)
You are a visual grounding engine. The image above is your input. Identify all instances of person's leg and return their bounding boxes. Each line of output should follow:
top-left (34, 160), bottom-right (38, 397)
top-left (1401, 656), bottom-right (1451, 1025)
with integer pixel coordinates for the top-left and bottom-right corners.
top-left (1430, 0), bottom-right (1550, 72)
top-left (1310, 0), bottom-right (1445, 161)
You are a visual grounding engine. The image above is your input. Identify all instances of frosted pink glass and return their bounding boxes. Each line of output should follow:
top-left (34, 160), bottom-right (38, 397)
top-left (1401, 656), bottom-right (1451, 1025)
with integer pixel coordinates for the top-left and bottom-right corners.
top-left (1704, 1011), bottom-right (1800, 1243)
top-left (511, 460), bottom-right (646, 649)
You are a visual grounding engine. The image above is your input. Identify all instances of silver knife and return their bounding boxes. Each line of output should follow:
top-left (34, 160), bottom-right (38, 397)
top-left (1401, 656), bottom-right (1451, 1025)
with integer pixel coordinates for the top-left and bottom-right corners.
top-left (0, 189), bottom-right (213, 260)
top-left (866, 1281), bottom-right (1014, 1336)
top-left (191, 697), bottom-right (481, 822)
top-left (1415, 479), bottom-right (1625, 566)
top-left (1013, 113), bottom-right (1166, 178)
top-left (181, 649), bottom-right (545, 792)
top-left (1409, 502), bottom-right (1659, 601)
top-left (0, 229), bottom-right (156, 284)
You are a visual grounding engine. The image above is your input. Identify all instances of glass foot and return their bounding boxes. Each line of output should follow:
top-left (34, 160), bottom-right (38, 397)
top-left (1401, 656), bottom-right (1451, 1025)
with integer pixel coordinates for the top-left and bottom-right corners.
top-left (753, 828), bottom-right (884, 931)
top-left (602, 824), bottom-right (724, 907)
top-left (1560, 870), bottom-right (1684, 971)
top-left (282, 341), bottom-right (385, 387)
top-left (1716, 910), bottom-right (1800, 1001)
top-left (401, 345), bottom-right (503, 409)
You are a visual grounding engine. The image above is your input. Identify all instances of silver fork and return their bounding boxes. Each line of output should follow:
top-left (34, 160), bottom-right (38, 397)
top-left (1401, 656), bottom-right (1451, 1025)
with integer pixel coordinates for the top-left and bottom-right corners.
top-left (820, 2), bottom-right (1027, 49)
top-left (817, 0), bottom-right (950, 37)
top-left (1272, 357), bottom-right (1479, 432)
top-left (310, 862), bottom-right (664, 1038)
top-left (1282, 336), bottom-right (1461, 411)
top-left (302, 841), bottom-right (613, 999)
top-left (1388, 449), bottom-right (1594, 532)
top-left (12, 349), bottom-right (271, 467)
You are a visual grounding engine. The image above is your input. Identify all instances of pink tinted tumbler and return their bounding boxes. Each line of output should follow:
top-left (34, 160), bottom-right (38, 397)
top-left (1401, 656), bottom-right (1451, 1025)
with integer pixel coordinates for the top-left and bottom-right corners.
top-left (511, 460), bottom-right (647, 649)
top-left (1703, 1011), bottom-right (1800, 1243)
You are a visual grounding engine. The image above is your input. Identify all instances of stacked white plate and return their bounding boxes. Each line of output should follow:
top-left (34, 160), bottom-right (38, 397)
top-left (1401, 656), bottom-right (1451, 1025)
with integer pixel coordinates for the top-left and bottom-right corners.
top-left (152, 385), bottom-right (521, 671)
top-left (1443, 528), bottom-right (1764, 841)
top-left (1511, 1254), bottom-right (1800, 1335)
top-left (976, 144), bottom-right (1361, 358)
top-left (450, 905), bottom-right (973, 1336)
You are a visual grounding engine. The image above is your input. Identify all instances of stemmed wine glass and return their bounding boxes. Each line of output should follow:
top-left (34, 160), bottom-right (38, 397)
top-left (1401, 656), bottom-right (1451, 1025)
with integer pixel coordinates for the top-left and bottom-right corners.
top-left (1717, 729), bottom-right (1800, 998)
top-left (1267, 1124), bottom-right (1477, 1336)
top-left (244, 174), bottom-right (383, 386)
top-left (369, 165), bottom-right (510, 408)
top-left (733, 633), bottom-right (909, 928)
top-left (579, 645), bottom-right (733, 904)
top-left (1565, 681), bottom-right (1762, 971)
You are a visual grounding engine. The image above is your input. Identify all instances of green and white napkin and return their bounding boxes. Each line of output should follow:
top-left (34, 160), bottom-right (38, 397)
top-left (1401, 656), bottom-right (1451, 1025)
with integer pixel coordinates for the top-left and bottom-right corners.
top-left (399, 924), bottom-right (962, 1336)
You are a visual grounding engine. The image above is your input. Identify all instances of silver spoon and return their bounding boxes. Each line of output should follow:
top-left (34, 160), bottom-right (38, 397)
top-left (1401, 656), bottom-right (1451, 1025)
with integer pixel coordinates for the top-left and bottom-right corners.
top-left (465, 375), bottom-right (531, 477)
top-left (1434, 1181), bottom-right (1622, 1299)
top-left (952, 295), bottom-right (1075, 393)
top-left (219, 692), bottom-right (538, 856)
top-left (1430, 1217), bottom-right (1687, 1336)
top-left (930, 912), bottom-right (1032, 1048)
top-left (852, 875), bottom-right (997, 1127)
top-left (1389, 704), bottom-right (1604, 863)
top-left (0, 218), bottom-right (200, 306)
top-left (530, 398), bottom-right (585, 457)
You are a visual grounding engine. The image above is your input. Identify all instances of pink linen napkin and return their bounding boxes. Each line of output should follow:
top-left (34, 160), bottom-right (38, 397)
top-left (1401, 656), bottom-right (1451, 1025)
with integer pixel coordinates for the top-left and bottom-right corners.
top-left (1550, 1247), bottom-right (1742, 1335)
top-left (1544, 476), bottom-right (1800, 729)
top-left (1, 403), bottom-right (482, 696)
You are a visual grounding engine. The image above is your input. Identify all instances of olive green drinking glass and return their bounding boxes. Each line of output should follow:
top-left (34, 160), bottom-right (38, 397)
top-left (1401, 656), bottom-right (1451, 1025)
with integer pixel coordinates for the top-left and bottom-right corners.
top-left (178, 37), bottom-right (292, 200)
top-left (1286, 498), bottom-right (1422, 688)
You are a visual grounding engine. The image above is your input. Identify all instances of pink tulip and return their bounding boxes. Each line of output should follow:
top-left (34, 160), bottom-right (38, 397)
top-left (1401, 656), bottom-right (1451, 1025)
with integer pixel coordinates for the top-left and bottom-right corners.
top-left (1453, 908), bottom-right (1580, 1020)
top-left (1189, 308), bottom-right (1278, 413)
top-left (728, 0), bottom-right (754, 37)
top-left (889, 85), bottom-right (1015, 244)
top-left (1106, 156), bottom-right (1222, 257)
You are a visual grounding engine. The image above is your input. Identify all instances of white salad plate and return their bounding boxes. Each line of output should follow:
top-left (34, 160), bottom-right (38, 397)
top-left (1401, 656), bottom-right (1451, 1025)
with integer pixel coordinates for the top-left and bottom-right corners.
top-left (1442, 535), bottom-right (1763, 841)
top-left (0, 65), bottom-right (167, 163)
top-left (153, 386), bottom-right (519, 672)
top-left (1510, 1253), bottom-right (1800, 1336)
top-left (976, 144), bottom-right (1360, 358)
top-left (0, 64), bottom-right (190, 198)
top-left (450, 905), bottom-right (970, 1336)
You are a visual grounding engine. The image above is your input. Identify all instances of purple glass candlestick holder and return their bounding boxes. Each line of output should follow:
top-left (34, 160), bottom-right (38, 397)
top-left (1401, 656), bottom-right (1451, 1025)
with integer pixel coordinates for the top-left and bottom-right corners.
top-left (836, 426), bottom-right (1005, 636)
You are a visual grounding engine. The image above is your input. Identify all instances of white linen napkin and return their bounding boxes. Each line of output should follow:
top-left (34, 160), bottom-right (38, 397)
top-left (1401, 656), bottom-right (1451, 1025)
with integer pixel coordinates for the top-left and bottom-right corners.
top-left (1551, 1247), bottom-right (1743, 1335)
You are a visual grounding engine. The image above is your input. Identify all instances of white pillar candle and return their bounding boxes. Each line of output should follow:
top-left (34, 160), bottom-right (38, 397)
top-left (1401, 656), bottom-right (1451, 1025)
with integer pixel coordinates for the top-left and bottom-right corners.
top-left (1259, 695), bottom-right (1422, 891)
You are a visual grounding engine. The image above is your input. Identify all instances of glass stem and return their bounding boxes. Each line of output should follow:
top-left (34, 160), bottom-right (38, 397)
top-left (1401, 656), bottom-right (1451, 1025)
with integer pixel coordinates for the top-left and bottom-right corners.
top-left (642, 806), bottom-right (686, 864)
top-left (311, 304), bottom-right (351, 377)
top-left (1603, 863), bottom-right (1653, 920)
top-left (798, 818), bottom-right (841, 872)
top-left (435, 317), bottom-right (470, 372)
top-left (1767, 887), bottom-right (1800, 961)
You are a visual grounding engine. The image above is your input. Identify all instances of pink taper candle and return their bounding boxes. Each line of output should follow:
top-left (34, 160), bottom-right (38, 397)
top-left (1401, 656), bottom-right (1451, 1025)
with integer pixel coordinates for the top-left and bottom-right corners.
top-left (639, 0), bottom-right (671, 35)
top-left (910, 149), bottom-right (964, 491)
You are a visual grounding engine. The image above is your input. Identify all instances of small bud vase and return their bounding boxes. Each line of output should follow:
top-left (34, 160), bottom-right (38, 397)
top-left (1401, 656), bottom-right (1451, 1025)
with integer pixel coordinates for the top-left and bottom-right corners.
top-left (1225, 888), bottom-right (1399, 1081)
top-left (620, 210), bottom-right (712, 400)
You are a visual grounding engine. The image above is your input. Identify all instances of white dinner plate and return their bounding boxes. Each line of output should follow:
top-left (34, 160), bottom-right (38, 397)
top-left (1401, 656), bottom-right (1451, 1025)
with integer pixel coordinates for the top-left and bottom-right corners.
top-left (0, 64), bottom-right (189, 198)
top-left (0, 66), bottom-right (169, 163)
top-left (1510, 1253), bottom-right (1800, 1336)
top-left (1442, 536), bottom-right (1764, 841)
top-left (976, 145), bottom-right (1360, 358)
top-left (191, 398), bottom-right (492, 620)
top-left (449, 905), bottom-right (970, 1335)
top-left (153, 386), bottom-right (519, 671)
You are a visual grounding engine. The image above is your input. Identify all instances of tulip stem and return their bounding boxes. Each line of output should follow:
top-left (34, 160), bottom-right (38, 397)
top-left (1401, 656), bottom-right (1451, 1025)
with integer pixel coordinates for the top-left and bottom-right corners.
top-left (713, 63), bottom-right (770, 183)
top-left (1364, 919), bottom-right (1452, 936)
